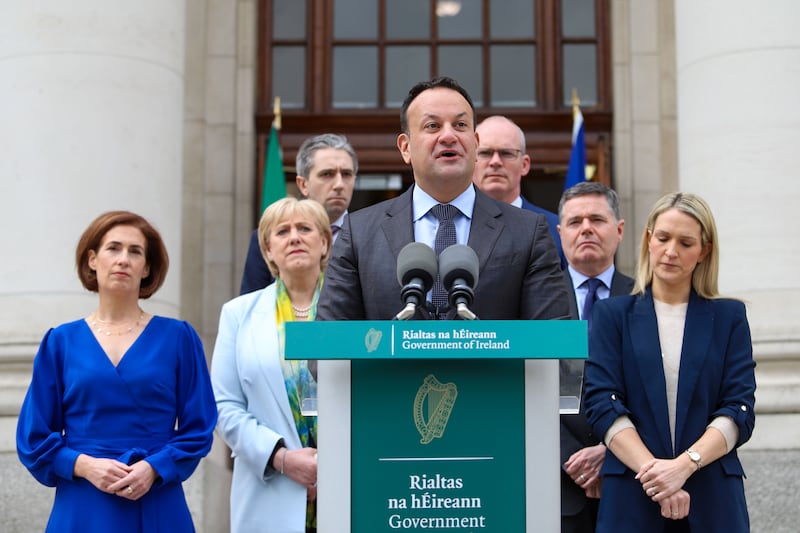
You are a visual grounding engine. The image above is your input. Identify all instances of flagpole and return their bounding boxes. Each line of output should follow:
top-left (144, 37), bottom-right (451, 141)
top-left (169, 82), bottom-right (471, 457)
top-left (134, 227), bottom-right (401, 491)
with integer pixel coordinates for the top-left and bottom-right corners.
top-left (273, 96), bottom-right (282, 131)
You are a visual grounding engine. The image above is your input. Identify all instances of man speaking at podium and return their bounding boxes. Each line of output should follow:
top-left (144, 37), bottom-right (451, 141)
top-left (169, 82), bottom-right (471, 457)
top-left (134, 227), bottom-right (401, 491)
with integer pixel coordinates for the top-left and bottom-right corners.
top-left (317, 76), bottom-right (569, 322)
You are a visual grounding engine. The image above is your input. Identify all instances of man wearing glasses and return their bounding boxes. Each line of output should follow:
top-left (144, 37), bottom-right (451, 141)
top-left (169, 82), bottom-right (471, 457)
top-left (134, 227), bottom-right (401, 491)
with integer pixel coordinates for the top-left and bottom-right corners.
top-left (473, 115), bottom-right (566, 268)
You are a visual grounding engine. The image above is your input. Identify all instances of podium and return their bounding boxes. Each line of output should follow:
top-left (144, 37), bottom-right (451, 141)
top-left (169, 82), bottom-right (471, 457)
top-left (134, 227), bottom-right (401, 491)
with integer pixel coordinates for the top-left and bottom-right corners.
top-left (286, 320), bottom-right (587, 533)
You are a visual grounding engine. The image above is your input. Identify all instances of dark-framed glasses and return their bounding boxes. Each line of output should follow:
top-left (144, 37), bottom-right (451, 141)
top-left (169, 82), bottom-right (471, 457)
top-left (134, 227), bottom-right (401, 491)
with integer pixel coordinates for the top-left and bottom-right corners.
top-left (476, 148), bottom-right (522, 161)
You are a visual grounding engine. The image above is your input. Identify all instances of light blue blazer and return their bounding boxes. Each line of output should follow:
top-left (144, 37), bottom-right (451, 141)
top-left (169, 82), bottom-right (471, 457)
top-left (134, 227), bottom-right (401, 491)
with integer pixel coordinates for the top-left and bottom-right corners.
top-left (584, 289), bottom-right (756, 532)
top-left (211, 284), bottom-right (308, 533)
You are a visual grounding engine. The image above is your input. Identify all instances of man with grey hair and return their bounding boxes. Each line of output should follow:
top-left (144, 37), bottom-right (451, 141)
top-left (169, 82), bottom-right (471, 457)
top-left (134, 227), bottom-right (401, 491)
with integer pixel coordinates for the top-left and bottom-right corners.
top-left (239, 133), bottom-right (358, 294)
top-left (557, 181), bottom-right (633, 533)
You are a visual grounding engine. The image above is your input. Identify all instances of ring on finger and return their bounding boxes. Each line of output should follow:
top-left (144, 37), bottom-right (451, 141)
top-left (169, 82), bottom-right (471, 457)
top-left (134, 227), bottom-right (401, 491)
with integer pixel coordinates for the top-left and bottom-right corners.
top-left (126, 485), bottom-right (133, 495)
top-left (578, 473), bottom-right (586, 482)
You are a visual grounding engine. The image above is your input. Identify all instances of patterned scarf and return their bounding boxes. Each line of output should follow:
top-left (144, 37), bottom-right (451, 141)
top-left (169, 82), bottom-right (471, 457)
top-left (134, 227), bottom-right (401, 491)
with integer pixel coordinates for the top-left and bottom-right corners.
top-left (275, 275), bottom-right (322, 529)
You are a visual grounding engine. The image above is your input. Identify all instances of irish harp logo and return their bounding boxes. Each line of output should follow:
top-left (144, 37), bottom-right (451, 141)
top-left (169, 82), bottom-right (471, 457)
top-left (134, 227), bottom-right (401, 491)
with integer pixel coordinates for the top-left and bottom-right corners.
top-left (414, 374), bottom-right (457, 444)
top-left (364, 328), bottom-right (382, 352)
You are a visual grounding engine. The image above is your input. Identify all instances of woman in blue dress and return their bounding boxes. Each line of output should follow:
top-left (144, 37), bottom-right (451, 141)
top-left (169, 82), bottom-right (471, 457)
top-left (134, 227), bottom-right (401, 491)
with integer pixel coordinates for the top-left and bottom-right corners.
top-left (16, 210), bottom-right (217, 532)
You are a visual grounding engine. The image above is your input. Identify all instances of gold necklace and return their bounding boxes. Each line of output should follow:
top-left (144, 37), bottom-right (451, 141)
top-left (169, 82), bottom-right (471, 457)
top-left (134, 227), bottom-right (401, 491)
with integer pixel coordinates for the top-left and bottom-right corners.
top-left (91, 311), bottom-right (144, 336)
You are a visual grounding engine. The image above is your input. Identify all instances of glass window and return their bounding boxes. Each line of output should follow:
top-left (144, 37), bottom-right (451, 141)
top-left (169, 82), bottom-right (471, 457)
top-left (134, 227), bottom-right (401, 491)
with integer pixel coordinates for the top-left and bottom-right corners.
top-left (437, 0), bottom-right (482, 39)
top-left (272, 0), bottom-right (306, 39)
top-left (491, 45), bottom-right (536, 107)
top-left (272, 46), bottom-right (305, 108)
top-left (387, 0), bottom-right (430, 39)
top-left (562, 0), bottom-right (595, 38)
top-left (386, 46), bottom-right (432, 107)
top-left (490, 0), bottom-right (535, 39)
top-left (563, 44), bottom-right (597, 106)
top-left (333, 46), bottom-right (379, 108)
top-left (438, 45), bottom-right (483, 107)
top-left (334, 0), bottom-right (377, 39)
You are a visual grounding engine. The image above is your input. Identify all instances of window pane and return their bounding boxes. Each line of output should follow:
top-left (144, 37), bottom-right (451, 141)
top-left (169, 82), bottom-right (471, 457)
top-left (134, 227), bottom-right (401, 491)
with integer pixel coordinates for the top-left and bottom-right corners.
top-left (333, 46), bottom-right (378, 108)
top-left (386, 46), bottom-right (431, 108)
top-left (563, 44), bottom-right (597, 106)
top-left (334, 0), bottom-right (377, 39)
top-left (387, 0), bottom-right (430, 39)
top-left (490, 0), bottom-right (535, 39)
top-left (437, 0), bottom-right (481, 39)
top-left (490, 45), bottom-right (536, 107)
top-left (562, 0), bottom-right (595, 38)
top-left (437, 45), bottom-right (483, 107)
top-left (272, 0), bottom-right (306, 39)
top-left (272, 46), bottom-right (305, 109)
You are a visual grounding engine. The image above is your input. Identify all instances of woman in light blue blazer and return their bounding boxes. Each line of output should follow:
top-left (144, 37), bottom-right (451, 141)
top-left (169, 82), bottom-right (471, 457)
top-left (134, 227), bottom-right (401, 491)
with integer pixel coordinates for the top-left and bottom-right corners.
top-left (584, 192), bottom-right (756, 532)
top-left (212, 198), bottom-right (332, 533)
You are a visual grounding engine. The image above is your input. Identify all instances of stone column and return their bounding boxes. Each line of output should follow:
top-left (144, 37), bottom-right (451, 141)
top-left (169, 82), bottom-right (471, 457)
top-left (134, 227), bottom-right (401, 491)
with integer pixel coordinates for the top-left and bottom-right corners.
top-left (0, 2), bottom-right (186, 365)
top-left (675, 0), bottom-right (800, 430)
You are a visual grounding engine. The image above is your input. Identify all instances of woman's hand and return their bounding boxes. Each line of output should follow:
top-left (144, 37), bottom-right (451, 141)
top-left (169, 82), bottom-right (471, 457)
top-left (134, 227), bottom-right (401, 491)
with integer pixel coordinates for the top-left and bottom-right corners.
top-left (107, 460), bottom-right (158, 501)
top-left (283, 447), bottom-right (318, 490)
top-left (658, 488), bottom-right (690, 520)
top-left (73, 454), bottom-right (132, 494)
top-left (636, 457), bottom-right (694, 502)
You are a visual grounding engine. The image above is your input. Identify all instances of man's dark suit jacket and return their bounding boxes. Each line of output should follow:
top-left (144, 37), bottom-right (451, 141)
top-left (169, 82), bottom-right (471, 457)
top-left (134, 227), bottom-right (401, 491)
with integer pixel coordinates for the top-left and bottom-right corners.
top-left (317, 185), bottom-right (570, 321)
top-left (560, 268), bottom-right (634, 527)
top-left (240, 229), bottom-right (275, 295)
top-left (520, 195), bottom-right (566, 269)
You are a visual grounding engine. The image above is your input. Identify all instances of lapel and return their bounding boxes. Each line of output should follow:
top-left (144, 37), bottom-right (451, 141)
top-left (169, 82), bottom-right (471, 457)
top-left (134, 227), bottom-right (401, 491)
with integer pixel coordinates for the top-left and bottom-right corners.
top-left (380, 185), bottom-right (416, 258)
top-left (248, 286), bottom-right (297, 435)
top-left (629, 290), bottom-right (673, 455)
top-left (674, 292), bottom-right (713, 449)
top-left (466, 187), bottom-right (504, 272)
top-left (610, 270), bottom-right (635, 297)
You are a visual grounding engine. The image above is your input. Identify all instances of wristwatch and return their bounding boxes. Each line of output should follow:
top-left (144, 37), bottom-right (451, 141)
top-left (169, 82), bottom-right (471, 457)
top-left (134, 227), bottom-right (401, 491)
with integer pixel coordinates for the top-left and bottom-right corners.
top-left (685, 449), bottom-right (703, 470)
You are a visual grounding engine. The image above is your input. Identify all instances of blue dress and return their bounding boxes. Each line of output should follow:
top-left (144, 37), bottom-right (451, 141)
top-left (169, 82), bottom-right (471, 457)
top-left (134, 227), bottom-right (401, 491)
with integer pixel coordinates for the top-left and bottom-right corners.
top-left (16, 316), bottom-right (217, 532)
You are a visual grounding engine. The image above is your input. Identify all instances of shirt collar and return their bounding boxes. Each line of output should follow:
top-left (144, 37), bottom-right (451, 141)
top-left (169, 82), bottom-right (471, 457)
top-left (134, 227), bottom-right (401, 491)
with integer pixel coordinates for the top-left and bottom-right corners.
top-left (412, 184), bottom-right (476, 222)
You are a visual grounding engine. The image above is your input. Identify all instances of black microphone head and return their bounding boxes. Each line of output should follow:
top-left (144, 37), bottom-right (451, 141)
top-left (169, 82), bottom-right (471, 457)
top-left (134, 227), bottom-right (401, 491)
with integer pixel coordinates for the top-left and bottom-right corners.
top-left (396, 242), bottom-right (437, 290)
top-left (439, 244), bottom-right (479, 290)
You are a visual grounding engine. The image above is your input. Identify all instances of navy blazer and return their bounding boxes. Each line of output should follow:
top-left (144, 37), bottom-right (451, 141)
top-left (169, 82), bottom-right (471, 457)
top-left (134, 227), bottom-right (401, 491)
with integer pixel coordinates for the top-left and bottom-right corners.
top-left (520, 195), bottom-right (566, 269)
top-left (239, 229), bottom-right (275, 295)
top-left (560, 269), bottom-right (634, 519)
top-left (317, 185), bottom-right (570, 321)
top-left (584, 289), bottom-right (756, 532)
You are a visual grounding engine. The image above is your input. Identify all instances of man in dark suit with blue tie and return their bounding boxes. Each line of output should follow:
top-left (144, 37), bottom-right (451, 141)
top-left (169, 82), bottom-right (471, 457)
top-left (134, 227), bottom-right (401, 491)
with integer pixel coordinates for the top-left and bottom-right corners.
top-left (557, 181), bottom-right (634, 533)
top-left (472, 115), bottom-right (566, 268)
top-left (317, 77), bottom-right (569, 321)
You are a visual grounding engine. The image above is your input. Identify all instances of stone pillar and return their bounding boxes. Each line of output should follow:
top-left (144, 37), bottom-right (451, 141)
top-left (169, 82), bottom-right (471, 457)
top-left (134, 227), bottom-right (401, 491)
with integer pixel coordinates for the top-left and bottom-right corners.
top-left (0, 2), bottom-right (186, 363)
top-left (675, 0), bottom-right (800, 428)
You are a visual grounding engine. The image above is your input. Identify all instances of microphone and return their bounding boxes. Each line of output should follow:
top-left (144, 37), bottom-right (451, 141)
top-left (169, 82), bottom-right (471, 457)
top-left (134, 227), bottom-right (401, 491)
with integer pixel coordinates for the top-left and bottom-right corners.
top-left (395, 242), bottom-right (438, 320)
top-left (439, 244), bottom-right (480, 320)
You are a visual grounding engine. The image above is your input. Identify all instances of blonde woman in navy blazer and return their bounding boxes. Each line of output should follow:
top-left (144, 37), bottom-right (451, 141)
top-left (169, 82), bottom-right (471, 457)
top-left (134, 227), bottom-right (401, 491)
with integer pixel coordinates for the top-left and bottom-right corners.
top-left (584, 192), bottom-right (756, 532)
top-left (212, 198), bottom-right (332, 533)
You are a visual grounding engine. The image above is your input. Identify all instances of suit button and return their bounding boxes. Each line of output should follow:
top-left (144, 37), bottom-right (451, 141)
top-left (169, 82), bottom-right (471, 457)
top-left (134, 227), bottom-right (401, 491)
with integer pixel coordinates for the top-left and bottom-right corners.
top-left (741, 405), bottom-right (747, 411)
top-left (611, 394), bottom-right (617, 400)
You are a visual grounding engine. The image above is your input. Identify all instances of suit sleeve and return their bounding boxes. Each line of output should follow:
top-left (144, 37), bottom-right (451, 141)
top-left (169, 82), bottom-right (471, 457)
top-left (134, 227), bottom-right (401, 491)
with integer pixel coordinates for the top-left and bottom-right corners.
top-left (317, 214), bottom-right (366, 321)
top-left (583, 300), bottom-right (633, 440)
top-left (211, 302), bottom-right (284, 479)
top-left (711, 301), bottom-right (756, 447)
top-left (521, 214), bottom-right (571, 320)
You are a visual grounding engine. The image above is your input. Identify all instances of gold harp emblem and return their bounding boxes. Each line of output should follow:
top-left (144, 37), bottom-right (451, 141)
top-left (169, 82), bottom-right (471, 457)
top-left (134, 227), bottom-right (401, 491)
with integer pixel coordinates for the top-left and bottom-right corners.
top-left (414, 374), bottom-right (457, 444)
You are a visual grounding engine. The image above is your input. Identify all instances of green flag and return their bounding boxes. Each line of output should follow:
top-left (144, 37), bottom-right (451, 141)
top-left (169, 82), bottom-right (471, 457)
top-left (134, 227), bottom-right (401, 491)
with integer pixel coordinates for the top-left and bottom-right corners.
top-left (260, 124), bottom-right (286, 214)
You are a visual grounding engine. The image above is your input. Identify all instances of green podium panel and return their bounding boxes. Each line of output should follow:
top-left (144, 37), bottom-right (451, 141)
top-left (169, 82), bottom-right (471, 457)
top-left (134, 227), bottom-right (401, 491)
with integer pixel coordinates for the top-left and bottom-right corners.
top-left (351, 359), bottom-right (525, 532)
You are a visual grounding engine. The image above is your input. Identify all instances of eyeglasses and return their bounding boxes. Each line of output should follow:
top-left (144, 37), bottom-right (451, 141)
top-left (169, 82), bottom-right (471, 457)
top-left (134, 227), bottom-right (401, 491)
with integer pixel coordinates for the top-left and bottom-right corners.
top-left (476, 148), bottom-right (523, 161)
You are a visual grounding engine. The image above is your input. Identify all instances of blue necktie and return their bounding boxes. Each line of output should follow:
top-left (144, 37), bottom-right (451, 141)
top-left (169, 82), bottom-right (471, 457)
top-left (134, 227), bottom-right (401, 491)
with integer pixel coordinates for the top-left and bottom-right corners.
top-left (581, 278), bottom-right (603, 334)
top-left (430, 204), bottom-right (459, 316)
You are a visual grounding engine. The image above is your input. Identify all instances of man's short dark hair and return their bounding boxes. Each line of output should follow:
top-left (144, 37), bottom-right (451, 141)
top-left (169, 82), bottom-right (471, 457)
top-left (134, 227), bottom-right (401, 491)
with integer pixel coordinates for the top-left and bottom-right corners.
top-left (400, 76), bottom-right (476, 133)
